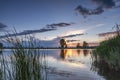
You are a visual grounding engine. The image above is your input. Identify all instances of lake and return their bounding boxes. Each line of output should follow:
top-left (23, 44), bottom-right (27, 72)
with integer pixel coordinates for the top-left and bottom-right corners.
top-left (1, 49), bottom-right (120, 80)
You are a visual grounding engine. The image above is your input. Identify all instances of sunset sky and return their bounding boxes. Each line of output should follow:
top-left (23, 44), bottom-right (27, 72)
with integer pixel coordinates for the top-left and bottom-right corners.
top-left (0, 0), bottom-right (120, 43)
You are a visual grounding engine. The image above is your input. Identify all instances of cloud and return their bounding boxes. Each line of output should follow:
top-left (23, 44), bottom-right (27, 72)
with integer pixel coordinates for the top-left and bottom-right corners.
top-left (85, 23), bottom-right (105, 30)
top-left (55, 24), bottom-right (104, 39)
top-left (52, 23), bottom-right (103, 39)
top-left (22, 28), bottom-right (56, 34)
top-left (46, 22), bottom-right (74, 29)
top-left (51, 24), bottom-right (104, 40)
top-left (0, 22), bottom-right (74, 38)
top-left (44, 29), bottom-right (85, 41)
top-left (51, 33), bottom-right (84, 42)
top-left (66, 40), bottom-right (81, 43)
top-left (61, 33), bottom-right (84, 38)
top-left (75, 0), bottom-right (119, 17)
top-left (0, 28), bottom-right (56, 38)
top-left (98, 31), bottom-right (120, 37)
top-left (64, 30), bottom-right (85, 36)
top-left (75, 5), bottom-right (90, 18)
top-left (92, 0), bottom-right (115, 8)
top-left (75, 6), bottom-right (104, 18)
top-left (0, 23), bottom-right (74, 38)
top-left (56, 29), bottom-right (85, 39)
top-left (0, 22), bottom-right (7, 31)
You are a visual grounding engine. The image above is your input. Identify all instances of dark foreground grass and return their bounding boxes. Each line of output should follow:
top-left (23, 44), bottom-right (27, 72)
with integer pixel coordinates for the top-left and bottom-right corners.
top-left (0, 36), bottom-right (48, 80)
top-left (93, 35), bottom-right (120, 71)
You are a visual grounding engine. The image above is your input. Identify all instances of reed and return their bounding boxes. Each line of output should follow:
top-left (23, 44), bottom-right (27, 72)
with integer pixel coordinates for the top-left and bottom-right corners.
top-left (93, 31), bottom-right (120, 71)
top-left (0, 34), bottom-right (48, 80)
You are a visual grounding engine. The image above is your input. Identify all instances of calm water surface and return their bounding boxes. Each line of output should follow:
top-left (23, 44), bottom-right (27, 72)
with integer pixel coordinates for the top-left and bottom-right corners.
top-left (2, 49), bottom-right (118, 80)
top-left (43, 49), bottom-right (105, 80)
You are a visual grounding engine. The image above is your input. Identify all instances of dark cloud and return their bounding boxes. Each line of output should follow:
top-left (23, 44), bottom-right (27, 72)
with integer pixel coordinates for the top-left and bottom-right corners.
top-left (90, 7), bottom-right (104, 14)
top-left (92, 0), bottom-right (115, 8)
top-left (75, 0), bottom-right (119, 17)
top-left (75, 5), bottom-right (90, 18)
top-left (52, 33), bottom-right (84, 42)
top-left (0, 28), bottom-right (56, 38)
top-left (0, 22), bottom-right (74, 38)
top-left (0, 22), bottom-right (7, 31)
top-left (22, 28), bottom-right (56, 34)
top-left (75, 5), bottom-right (104, 17)
top-left (46, 22), bottom-right (74, 29)
top-left (66, 40), bottom-right (81, 43)
top-left (61, 33), bottom-right (84, 38)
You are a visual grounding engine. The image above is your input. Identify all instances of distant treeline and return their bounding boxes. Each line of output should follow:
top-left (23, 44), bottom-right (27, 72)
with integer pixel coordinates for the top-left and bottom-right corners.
top-left (3, 46), bottom-right (97, 49)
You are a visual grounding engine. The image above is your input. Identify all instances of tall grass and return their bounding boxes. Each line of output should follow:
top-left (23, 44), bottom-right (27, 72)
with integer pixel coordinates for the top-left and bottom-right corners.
top-left (0, 43), bottom-right (3, 53)
top-left (93, 31), bottom-right (120, 71)
top-left (0, 35), bottom-right (48, 80)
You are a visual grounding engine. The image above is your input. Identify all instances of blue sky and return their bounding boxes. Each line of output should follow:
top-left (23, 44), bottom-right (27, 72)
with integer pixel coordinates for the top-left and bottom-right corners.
top-left (0, 0), bottom-right (120, 42)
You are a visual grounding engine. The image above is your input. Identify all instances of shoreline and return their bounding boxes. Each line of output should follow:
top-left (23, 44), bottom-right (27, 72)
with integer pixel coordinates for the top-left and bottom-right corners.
top-left (2, 46), bottom-right (97, 49)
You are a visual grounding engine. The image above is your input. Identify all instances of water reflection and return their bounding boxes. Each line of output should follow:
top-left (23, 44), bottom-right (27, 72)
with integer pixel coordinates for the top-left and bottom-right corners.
top-left (91, 53), bottom-right (120, 80)
top-left (60, 49), bottom-right (90, 60)
top-left (0, 49), bottom-right (47, 80)
top-left (60, 49), bottom-right (67, 59)
top-left (76, 49), bottom-right (81, 55)
top-left (59, 49), bottom-right (120, 80)
top-left (60, 49), bottom-right (79, 60)
top-left (83, 49), bottom-right (89, 56)
top-left (1, 49), bottom-right (120, 80)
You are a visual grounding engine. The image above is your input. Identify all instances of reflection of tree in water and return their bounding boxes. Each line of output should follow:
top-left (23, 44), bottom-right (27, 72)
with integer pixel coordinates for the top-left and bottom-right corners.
top-left (77, 49), bottom-right (81, 55)
top-left (91, 55), bottom-right (120, 80)
top-left (83, 49), bottom-right (89, 56)
top-left (60, 49), bottom-right (67, 59)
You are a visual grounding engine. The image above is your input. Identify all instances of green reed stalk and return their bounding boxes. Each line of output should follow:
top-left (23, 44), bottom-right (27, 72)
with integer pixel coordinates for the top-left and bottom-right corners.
top-left (0, 33), bottom-right (48, 80)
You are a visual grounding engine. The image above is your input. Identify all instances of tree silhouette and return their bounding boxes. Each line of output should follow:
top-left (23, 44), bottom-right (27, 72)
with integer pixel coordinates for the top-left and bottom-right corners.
top-left (59, 39), bottom-right (67, 48)
top-left (83, 41), bottom-right (88, 47)
top-left (76, 43), bottom-right (80, 48)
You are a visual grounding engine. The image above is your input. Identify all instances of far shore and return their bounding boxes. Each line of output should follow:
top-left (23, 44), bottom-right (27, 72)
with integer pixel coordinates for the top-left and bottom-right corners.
top-left (2, 46), bottom-right (97, 49)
